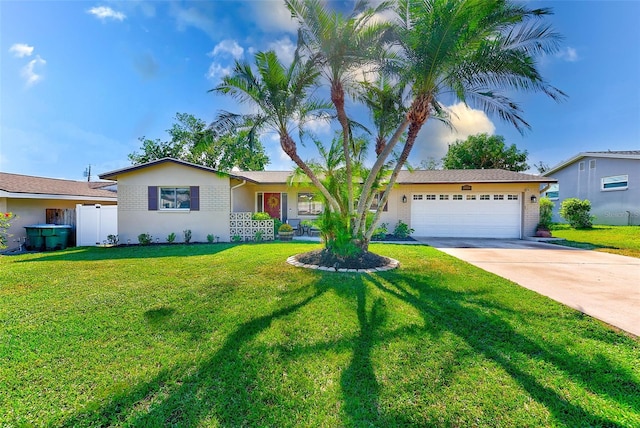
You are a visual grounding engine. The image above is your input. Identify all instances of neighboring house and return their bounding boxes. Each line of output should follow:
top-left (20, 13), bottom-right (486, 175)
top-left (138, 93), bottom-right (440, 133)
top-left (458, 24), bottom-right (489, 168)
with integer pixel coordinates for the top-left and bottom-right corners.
top-left (0, 172), bottom-right (117, 251)
top-left (542, 151), bottom-right (640, 225)
top-left (99, 158), bottom-right (554, 243)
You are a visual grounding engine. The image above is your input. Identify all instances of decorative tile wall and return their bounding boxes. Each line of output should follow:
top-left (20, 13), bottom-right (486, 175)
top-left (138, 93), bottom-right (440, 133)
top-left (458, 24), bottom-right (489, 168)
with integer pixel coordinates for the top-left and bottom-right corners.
top-left (229, 212), bottom-right (275, 241)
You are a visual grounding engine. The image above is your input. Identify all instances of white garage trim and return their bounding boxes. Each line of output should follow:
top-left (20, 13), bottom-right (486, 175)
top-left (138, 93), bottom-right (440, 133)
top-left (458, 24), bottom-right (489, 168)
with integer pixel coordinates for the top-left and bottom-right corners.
top-left (410, 192), bottom-right (522, 238)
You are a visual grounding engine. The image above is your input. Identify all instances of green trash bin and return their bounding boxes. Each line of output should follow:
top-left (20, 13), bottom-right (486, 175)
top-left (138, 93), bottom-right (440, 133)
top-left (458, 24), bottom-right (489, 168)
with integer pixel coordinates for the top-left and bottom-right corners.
top-left (45, 225), bottom-right (72, 250)
top-left (24, 226), bottom-right (45, 251)
top-left (25, 225), bottom-right (72, 251)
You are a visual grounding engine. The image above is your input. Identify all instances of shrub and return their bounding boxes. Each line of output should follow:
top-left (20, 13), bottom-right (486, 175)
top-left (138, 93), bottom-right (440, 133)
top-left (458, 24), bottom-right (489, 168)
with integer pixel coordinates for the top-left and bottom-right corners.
top-left (183, 229), bottom-right (192, 243)
top-left (254, 230), bottom-right (265, 242)
top-left (273, 218), bottom-right (283, 236)
top-left (207, 234), bottom-right (215, 243)
top-left (372, 223), bottom-right (388, 241)
top-left (278, 223), bottom-right (293, 233)
top-left (166, 232), bottom-right (176, 243)
top-left (106, 234), bottom-right (119, 246)
top-left (393, 220), bottom-right (414, 239)
top-left (252, 212), bottom-right (272, 220)
top-left (559, 198), bottom-right (594, 229)
top-left (232, 235), bottom-right (243, 243)
top-left (538, 197), bottom-right (554, 229)
top-left (0, 212), bottom-right (16, 249)
top-left (138, 233), bottom-right (152, 246)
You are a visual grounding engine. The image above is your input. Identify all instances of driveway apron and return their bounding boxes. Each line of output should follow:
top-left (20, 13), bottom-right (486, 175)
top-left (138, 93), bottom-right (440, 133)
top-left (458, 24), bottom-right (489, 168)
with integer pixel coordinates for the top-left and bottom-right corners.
top-left (416, 238), bottom-right (640, 337)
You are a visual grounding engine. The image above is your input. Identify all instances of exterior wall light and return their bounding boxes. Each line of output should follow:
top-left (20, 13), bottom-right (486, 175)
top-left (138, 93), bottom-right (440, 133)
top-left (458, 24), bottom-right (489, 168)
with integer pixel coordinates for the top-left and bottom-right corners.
top-left (530, 195), bottom-right (538, 203)
top-left (402, 195), bottom-right (407, 203)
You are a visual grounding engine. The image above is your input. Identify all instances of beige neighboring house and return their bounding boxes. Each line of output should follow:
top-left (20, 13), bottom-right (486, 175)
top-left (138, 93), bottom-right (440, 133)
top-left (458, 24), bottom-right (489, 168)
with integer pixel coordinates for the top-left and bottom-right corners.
top-left (100, 158), bottom-right (555, 243)
top-left (0, 172), bottom-right (117, 251)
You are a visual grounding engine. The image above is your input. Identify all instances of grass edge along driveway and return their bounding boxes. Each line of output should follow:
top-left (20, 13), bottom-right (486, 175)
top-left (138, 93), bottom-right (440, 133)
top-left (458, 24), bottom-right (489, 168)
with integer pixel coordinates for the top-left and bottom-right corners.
top-left (550, 224), bottom-right (640, 258)
top-left (1, 243), bottom-right (638, 427)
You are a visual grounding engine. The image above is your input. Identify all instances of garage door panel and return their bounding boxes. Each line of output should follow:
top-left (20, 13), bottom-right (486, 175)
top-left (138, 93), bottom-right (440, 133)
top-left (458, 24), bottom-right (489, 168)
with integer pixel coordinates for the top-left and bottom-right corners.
top-left (410, 193), bottom-right (521, 238)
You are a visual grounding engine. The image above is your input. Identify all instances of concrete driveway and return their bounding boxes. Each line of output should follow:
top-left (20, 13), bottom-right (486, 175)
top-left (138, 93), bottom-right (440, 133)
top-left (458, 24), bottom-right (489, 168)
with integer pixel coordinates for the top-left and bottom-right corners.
top-left (416, 238), bottom-right (640, 337)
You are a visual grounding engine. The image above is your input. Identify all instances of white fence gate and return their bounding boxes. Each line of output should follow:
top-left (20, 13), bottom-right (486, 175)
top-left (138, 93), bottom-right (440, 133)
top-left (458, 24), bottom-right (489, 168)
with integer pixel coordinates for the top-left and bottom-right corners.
top-left (76, 204), bottom-right (118, 246)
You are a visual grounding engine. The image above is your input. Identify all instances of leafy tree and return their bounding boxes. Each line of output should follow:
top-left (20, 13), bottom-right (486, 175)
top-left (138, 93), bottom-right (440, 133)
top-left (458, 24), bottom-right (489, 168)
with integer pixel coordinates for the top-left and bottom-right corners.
top-left (128, 113), bottom-right (269, 171)
top-left (442, 134), bottom-right (529, 171)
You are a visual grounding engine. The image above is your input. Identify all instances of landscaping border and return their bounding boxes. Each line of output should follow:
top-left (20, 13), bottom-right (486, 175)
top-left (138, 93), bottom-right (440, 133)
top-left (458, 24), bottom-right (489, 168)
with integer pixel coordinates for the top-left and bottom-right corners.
top-left (286, 254), bottom-right (399, 273)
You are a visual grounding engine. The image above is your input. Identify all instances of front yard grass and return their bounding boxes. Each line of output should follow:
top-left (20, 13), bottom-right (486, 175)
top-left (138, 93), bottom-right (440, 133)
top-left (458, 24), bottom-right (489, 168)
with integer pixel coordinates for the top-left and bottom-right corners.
top-left (550, 224), bottom-right (640, 258)
top-left (1, 243), bottom-right (639, 427)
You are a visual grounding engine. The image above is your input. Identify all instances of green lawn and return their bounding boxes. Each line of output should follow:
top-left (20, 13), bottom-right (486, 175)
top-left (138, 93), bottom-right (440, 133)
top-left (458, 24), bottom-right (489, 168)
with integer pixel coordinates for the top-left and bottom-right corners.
top-left (1, 243), bottom-right (638, 427)
top-left (550, 224), bottom-right (640, 258)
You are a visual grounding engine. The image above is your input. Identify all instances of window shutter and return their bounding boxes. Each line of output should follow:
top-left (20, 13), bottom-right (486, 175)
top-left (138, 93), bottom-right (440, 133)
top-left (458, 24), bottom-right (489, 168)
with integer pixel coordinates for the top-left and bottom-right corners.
top-left (148, 186), bottom-right (158, 210)
top-left (190, 186), bottom-right (200, 211)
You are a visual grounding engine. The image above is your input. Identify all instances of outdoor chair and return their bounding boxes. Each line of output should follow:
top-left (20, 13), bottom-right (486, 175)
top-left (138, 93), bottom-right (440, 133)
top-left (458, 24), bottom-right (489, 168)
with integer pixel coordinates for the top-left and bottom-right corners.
top-left (287, 219), bottom-right (301, 235)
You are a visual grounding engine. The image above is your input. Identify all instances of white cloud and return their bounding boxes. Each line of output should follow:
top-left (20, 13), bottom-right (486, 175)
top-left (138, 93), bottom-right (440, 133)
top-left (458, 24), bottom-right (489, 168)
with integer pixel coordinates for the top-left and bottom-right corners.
top-left (556, 46), bottom-right (579, 62)
top-left (268, 37), bottom-right (296, 66)
top-left (87, 6), bottom-right (126, 21)
top-left (249, 2), bottom-right (298, 33)
top-left (304, 113), bottom-right (332, 136)
top-left (412, 102), bottom-right (496, 162)
top-left (21, 55), bottom-right (46, 87)
top-left (206, 62), bottom-right (232, 81)
top-left (210, 40), bottom-right (244, 60)
top-left (9, 43), bottom-right (34, 58)
top-left (171, 4), bottom-right (216, 38)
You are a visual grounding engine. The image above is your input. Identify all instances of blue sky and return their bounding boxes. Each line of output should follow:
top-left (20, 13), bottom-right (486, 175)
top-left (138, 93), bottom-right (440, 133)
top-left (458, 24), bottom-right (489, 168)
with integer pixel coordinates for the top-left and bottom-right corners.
top-left (1, 1), bottom-right (639, 180)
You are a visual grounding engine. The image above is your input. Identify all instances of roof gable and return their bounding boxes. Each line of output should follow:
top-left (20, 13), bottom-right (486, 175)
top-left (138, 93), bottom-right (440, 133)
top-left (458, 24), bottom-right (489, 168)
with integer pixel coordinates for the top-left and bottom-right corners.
top-left (99, 158), bottom-right (254, 182)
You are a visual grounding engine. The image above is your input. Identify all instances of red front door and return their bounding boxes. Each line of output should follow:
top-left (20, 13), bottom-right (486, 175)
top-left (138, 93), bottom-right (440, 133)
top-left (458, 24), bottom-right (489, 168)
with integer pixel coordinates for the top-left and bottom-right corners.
top-left (264, 193), bottom-right (281, 219)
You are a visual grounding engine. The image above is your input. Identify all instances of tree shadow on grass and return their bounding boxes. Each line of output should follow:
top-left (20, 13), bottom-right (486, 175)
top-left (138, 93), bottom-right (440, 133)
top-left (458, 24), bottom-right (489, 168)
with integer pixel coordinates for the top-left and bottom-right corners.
top-left (57, 265), bottom-right (639, 427)
top-left (15, 242), bottom-right (237, 263)
top-left (367, 271), bottom-right (640, 426)
top-left (60, 281), bottom-right (333, 427)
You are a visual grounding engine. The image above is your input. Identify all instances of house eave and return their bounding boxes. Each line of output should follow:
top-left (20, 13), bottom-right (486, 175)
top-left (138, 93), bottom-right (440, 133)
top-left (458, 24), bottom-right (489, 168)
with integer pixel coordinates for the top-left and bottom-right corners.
top-left (543, 152), bottom-right (640, 176)
top-left (0, 190), bottom-right (117, 201)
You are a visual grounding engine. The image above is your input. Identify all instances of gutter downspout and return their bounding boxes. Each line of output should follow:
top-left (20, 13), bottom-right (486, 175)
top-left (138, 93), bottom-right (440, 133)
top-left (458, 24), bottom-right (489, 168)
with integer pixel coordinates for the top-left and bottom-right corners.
top-left (230, 180), bottom-right (247, 213)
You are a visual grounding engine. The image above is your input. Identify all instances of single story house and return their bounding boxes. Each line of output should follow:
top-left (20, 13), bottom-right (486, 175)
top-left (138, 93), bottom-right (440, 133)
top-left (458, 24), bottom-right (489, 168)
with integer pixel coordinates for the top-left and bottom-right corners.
top-left (0, 172), bottom-right (117, 251)
top-left (99, 158), bottom-right (555, 243)
top-left (542, 151), bottom-right (640, 225)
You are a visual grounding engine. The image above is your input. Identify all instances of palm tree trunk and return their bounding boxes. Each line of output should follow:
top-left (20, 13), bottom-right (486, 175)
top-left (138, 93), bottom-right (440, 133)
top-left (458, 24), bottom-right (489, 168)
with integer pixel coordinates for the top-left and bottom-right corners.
top-left (280, 132), bottom-right (342, 213)
top-left (331, 80), bottom-right (354, 224)
top-left (353, 118), bottom-right (410, 235)
top-left (364, 95), bottom-right (432, 240)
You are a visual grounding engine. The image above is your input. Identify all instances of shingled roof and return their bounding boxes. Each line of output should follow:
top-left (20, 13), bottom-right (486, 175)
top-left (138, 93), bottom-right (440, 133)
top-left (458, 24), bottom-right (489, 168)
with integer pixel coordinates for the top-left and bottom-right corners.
top-left (233, 169), bottom-right (555, 184)
top-left (396, 169), bottom-right (556, 184)
top-left (0, 172), bottom-right (117, 199)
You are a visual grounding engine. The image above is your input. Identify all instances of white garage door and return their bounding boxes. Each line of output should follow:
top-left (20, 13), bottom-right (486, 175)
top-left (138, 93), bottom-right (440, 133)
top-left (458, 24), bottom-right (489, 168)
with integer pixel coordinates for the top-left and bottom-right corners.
top-left (410, 193), bottom-right (521, 238)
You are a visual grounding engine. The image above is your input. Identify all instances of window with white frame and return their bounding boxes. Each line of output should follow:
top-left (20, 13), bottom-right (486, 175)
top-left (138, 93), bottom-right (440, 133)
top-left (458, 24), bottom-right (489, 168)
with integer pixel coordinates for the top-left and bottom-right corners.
top-left (297, 192), bottom-right (323, 215)
top-left (480, 194), bottom-right (490, 200)
top-left (160, 187), bottom-right (191, 209)
top-left (507, 194), bottom-right (519, 200)
top-left (453, 195), bottom-right (463, 200)
top-left (439, 194), bottom-right (449, 200)
top-left (601, 175), bottom-right (628, 191)
top-left (413, 194), bottom-right (423, 200)
top-left (426, 194), bottom-right (436, 200)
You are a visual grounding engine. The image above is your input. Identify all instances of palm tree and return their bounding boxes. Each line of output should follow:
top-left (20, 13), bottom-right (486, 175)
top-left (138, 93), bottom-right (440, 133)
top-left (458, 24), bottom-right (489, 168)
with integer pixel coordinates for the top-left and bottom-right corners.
top-left (209, 50), bottom-right (341, 212)
top-left (359, 0), bottom-right (566, 242)
top-left (286, 0), bottom-right (392, 219)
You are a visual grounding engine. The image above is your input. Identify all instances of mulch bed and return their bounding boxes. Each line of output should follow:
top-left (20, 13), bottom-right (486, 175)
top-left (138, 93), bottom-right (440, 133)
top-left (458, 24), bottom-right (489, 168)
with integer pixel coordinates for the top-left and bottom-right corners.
top-left (296, 248), bottom-right (391, 270)
top-left (372, 234), bottom-right (416, 242)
